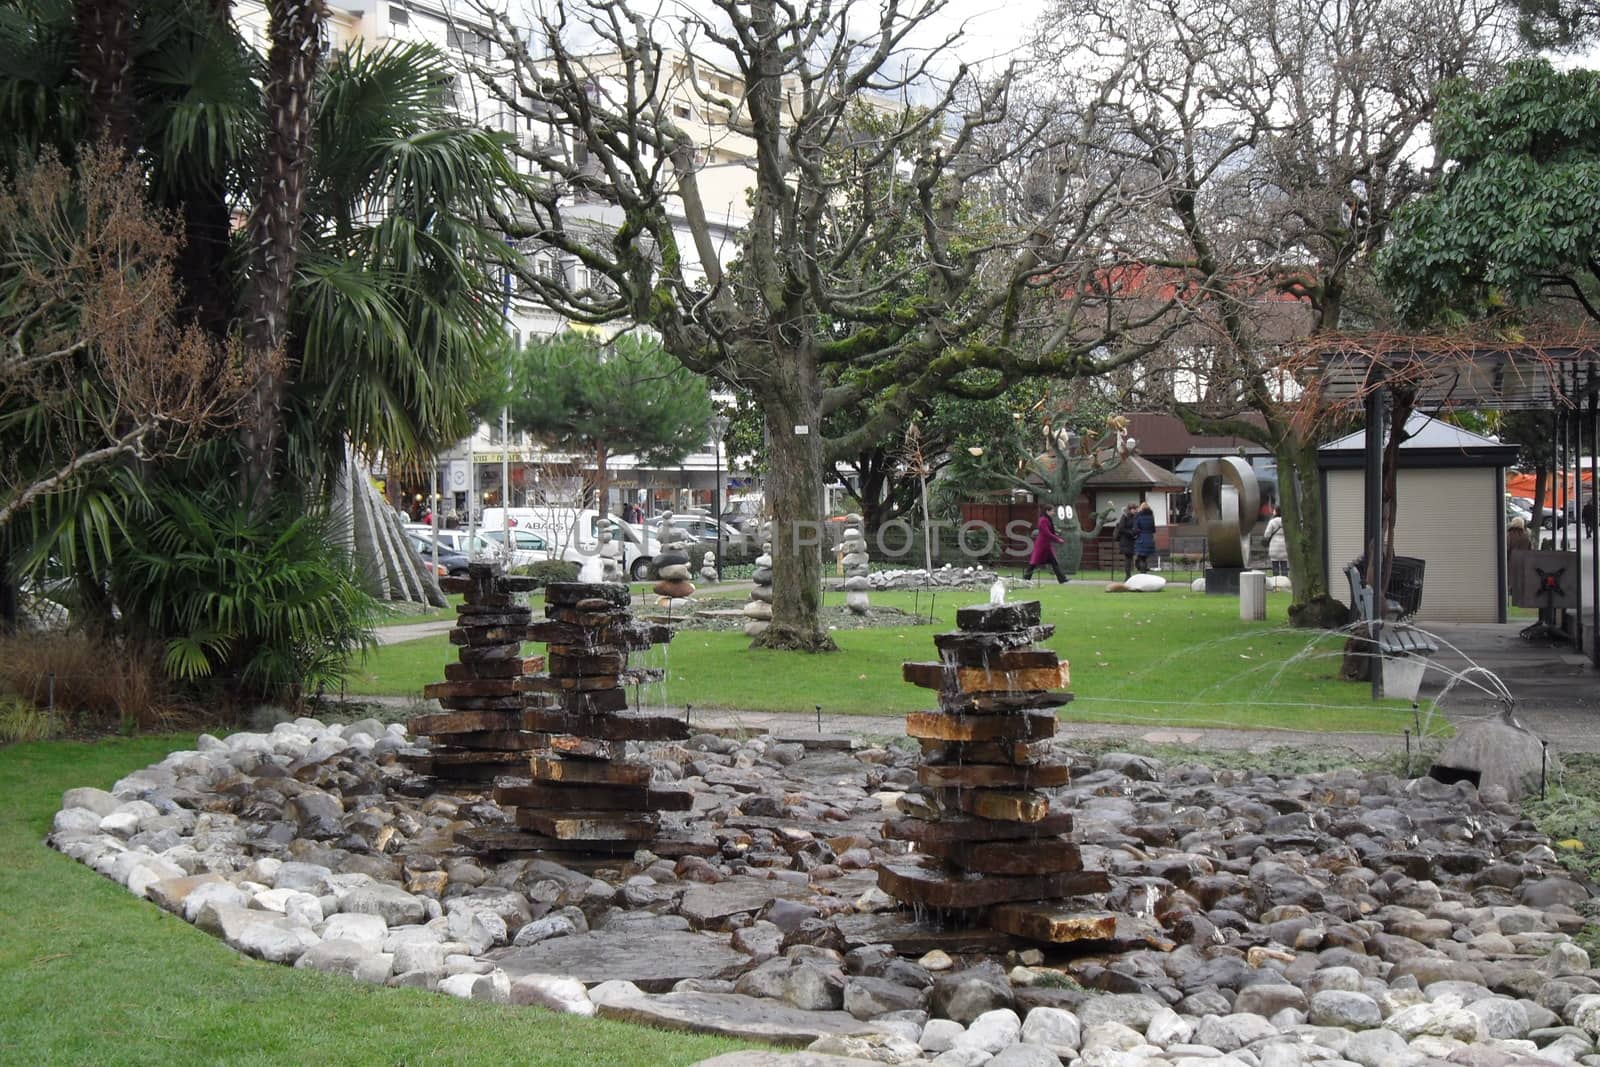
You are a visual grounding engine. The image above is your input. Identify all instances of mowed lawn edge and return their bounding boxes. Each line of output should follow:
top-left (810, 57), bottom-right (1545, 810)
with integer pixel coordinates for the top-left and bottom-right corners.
top-left (347, 584), bottom-right (1425, 735)
top-left (0, 736), bottom-right (752, 1066)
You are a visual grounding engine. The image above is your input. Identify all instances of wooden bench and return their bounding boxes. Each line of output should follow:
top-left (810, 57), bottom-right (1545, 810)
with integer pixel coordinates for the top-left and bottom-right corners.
top-left (1345, 563), bottom-right (1437, 656)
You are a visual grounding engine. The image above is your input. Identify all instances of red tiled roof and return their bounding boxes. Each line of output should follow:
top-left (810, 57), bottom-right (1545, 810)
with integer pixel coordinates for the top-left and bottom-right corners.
top-left (1124, 413), bottom-right (1269, 460)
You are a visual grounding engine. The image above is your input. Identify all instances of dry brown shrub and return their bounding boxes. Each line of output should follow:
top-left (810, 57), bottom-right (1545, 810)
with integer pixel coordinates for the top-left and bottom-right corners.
top-left (0, 634), bottom-right (198, 733)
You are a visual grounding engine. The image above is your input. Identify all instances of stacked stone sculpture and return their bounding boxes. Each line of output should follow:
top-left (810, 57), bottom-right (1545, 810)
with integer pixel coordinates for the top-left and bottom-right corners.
top-left (479, 580), bottom-right (691, 859)
top-left (404, 563), bottom-right (545, 786)
top-left (699, 550), bottom-right (718, 584)
top-left (878, 597), bottom-right (1113, 942)
top-left (651, 512), bottom-right (695, 608)
top-left (597, 525), bottom-right (623, 583)
top-left (840, 513), bottom-right (870, 615)
top-left (744, 540), bottom-right (773, 637)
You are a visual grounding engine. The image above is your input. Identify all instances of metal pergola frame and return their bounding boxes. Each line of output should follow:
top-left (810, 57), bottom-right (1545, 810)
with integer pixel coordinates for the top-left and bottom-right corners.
top-left (1316, 343), bottom-right (1600, 690)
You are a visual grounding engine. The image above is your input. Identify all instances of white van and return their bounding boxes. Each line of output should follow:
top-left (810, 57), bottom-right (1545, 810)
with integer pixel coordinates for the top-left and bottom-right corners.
top-left (483, 507), bottom-right (657, 579)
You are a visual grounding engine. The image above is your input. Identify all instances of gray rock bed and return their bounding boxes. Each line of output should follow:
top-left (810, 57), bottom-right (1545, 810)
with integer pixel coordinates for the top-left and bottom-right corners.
top-left (46, 718), bottom-right (1600, 1067)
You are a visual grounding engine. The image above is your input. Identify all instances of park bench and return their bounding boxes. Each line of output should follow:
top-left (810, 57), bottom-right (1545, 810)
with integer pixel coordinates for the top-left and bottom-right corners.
top-left (1345, 563), bottom-right (1437, 657)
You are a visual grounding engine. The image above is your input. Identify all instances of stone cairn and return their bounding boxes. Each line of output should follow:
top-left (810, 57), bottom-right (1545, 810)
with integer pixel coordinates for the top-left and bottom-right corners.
top-left (878, 597), bottom-right (1113, 942)
top-left (469, 580), bottom-right (692, 860)
top-left (403, 562), bottom-right (545, 786)
top-left (744, 540), bottom-right (773, 637)
top-left (840, 513), bottom-right (870, 615)
top-left (597, 525), bottom-right (623, 583)
top-left (699, 549), bottom-right (718, 584)
top-left (652, 512), bottom-right (695, 609)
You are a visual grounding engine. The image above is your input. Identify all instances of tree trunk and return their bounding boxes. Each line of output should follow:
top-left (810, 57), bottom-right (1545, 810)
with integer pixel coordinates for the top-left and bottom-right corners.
top-left (1277, 432), bottom-right (1343, 628)
top-left (75, 0), bottom-right (136, 154)
top-left (239, 0), bottom-right (325, 491)
top-left (750, 353), bottom-right (836, 652)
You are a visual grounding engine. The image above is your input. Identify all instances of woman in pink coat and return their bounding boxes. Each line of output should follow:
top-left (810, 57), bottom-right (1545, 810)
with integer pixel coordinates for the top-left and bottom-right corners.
top-left (1023, 504), bottom-right (1068, 583)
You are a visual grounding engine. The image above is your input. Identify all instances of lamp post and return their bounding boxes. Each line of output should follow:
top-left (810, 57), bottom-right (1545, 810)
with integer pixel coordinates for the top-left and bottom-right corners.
top-left (709, 414), bottom-right (729, 580)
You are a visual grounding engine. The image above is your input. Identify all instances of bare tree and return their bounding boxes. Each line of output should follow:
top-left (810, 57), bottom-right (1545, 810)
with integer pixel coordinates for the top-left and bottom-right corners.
top-left (467, 0), bottom-right (1181, 649)
top-left (0, 147), bottom-right (256, 528)
top-left (1040, 0), bottom-right (1517, 624)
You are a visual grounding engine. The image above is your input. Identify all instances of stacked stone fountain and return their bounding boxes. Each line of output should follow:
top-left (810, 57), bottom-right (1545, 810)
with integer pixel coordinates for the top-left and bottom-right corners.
top-left (744, 539), bottom-right (773, 637)
top-left (840, 513), bottom-right (870, 615)
top-left (878, 593), bottom-right (1114, 942)
top-left (651, 512), bottom-right (695, 609)
top-left (404, 563), bottom-right (545, 786)
top-left (477, 580), bottom-right (692, 860)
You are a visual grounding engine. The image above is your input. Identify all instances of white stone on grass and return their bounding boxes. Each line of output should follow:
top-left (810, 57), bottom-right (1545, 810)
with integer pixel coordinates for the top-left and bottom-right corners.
top-left (293, 940), bottom-right (393, 984)
top-left (509, 974), bottom-right (594, 1016)
top-left (320, 912), bottom-right (388, 950)
top-left (60, 786), bottom-right (120, 816)
top-left (51, 808), bottom-right (104, 835)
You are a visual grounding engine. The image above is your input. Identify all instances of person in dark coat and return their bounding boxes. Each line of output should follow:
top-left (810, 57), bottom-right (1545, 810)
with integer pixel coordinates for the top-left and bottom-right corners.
top-left (1113, 503), bottom-right (1138, 579)
top-left (1024, 504), bottom-right (1068, 583)
top-left (1506, 516), bottom-right (1531, 593)
top-left (1133, 501), bottom-right (1157, 573)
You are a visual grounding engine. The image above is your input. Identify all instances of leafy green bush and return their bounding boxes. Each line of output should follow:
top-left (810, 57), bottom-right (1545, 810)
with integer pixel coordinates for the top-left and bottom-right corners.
top-left (511, 559), bottom-right (580, 586)
top-left (111, 481), bottom-right (380, 706)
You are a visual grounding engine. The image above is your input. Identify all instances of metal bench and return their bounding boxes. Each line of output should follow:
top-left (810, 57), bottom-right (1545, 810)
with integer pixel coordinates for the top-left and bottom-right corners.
top-left (1346, 563), bottom-right (1437, 656)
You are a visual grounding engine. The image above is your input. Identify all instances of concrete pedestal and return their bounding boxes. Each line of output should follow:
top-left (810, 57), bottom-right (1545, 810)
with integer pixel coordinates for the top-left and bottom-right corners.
top-left (1239, 570), bottom-right (1267, 621)
top-left (1380, 653), bottom-right (1427, 703)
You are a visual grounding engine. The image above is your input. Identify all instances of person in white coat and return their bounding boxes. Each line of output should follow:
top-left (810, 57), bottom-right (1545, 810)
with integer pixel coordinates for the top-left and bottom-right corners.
top-left (1264, 507), bottom-right (1288, 577)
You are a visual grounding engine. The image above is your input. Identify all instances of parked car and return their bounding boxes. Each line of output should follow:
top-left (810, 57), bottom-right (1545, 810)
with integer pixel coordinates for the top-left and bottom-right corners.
top-left (649, 514), bottom-right (758, 569)
top-left (1505, 495), bottom-right (1533, 527)
top-left (406, 525), bottom-right (504, 560)
top-left (404, 533), bottom-right (470, 576)
top-left (476, 527), bottom-right (552, 568)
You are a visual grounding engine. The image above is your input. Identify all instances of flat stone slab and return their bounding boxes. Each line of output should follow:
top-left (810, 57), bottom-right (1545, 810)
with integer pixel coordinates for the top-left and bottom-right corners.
top-left (680, 878), bottom-right (812, 929)
top-left (492, 929), bottom-right (748, 992)
top-left (834, 912), bottom-right (1023, 956)
top-left (590, 984), bottom-right (881, 1047)
top-left (769, 734), bottom-right (857, 752)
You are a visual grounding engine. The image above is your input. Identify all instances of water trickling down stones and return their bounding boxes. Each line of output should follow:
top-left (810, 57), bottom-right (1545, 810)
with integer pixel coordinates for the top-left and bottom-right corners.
top-left (467, 580), bottom-right (691, 861)
top-left (402, 562), bottom-right (546, 787)
top-left (880, 598), bottom-right (1116, 942)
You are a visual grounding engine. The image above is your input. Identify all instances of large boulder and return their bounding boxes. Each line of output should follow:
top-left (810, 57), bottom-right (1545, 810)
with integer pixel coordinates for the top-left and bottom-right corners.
top-left (1429, 717), bottom-right (1555, 801)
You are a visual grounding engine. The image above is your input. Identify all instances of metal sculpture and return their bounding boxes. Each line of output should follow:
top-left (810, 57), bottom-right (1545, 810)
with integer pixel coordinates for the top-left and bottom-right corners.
top-left (1190, 456), bottom-right (1260, 569)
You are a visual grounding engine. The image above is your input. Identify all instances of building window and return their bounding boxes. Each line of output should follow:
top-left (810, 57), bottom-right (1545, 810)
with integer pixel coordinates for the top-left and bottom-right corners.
top-left (389, 3), bottom-right (408, 24)
top-left (447, 26), bottom-right (491, 59)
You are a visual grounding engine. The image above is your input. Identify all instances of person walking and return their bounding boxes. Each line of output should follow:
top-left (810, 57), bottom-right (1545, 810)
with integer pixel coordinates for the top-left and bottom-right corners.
top-left (1023, 503), bottom-right (1068, 583)
top-left (1133, 500), bottom-right (1157, 573)
top-left (1264, 507), bottom-right (1288, 577)
top-left (1113, 503), bottom-right (1138, 579)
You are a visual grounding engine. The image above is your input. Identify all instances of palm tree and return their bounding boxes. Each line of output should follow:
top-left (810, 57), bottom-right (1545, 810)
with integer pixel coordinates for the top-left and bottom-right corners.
top-left (0, 5), bottom-right (514, 641)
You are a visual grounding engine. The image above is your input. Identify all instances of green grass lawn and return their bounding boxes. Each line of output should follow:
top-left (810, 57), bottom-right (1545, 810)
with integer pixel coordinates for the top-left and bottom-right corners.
top-left (0, 737), bottom-right (752, 1065)
top-left (376, 594), bottom-right (463, 627)
top-left (349, 582), bottom-right (1425, 735)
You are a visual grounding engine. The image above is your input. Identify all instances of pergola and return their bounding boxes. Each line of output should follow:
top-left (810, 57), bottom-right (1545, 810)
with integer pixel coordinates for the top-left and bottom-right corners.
top-left (1316, 338), bottom-right (1600, 685)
